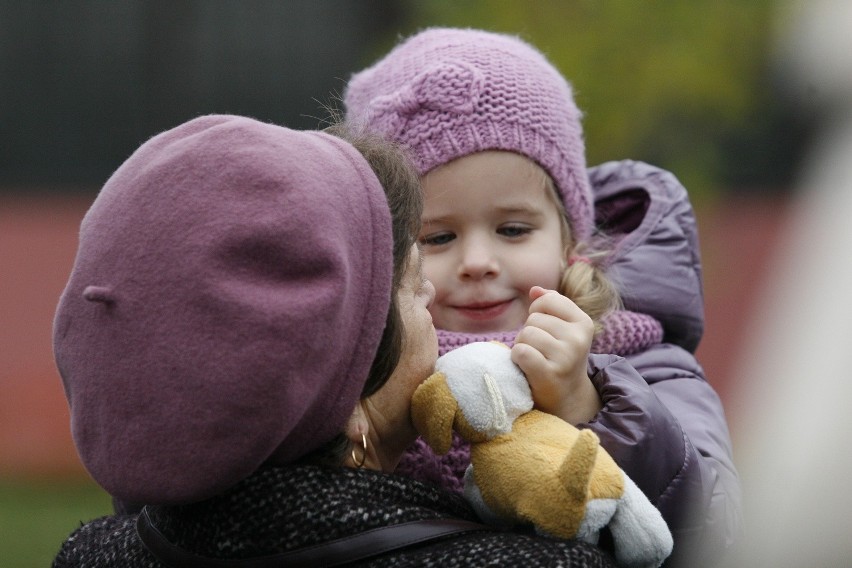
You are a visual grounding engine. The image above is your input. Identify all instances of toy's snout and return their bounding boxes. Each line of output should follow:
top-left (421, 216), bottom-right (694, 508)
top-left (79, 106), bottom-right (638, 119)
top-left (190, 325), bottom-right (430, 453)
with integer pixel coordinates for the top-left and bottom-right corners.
top-left (411, 372), bottom-right (459, 454)
top-left (411, 342), bottom-right (535, 452)
top-left (436, 342), bottom-right (533, 439)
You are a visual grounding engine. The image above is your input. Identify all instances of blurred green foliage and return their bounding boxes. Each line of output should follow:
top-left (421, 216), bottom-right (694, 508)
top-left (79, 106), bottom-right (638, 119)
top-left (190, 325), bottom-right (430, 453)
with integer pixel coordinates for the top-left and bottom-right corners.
top-left (0, 478), bottom-right (111, 568)
top-left (366, 0), bottom-right (803, 199)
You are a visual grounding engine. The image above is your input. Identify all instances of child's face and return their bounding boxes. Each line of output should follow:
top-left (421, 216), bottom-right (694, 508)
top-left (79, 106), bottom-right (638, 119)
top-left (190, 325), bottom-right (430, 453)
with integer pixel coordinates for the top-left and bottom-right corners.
top-left (419, 151), bottom-right (567, 333)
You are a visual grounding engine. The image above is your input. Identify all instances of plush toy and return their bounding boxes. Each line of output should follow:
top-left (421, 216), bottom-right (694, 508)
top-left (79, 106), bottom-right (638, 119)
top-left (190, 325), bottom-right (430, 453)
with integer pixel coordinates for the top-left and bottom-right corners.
top-left (411, 341), bottom-right (673, 568)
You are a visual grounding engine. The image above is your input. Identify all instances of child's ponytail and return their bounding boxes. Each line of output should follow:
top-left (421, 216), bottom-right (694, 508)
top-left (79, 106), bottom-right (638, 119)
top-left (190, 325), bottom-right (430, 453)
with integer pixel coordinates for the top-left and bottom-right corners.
top-left (541, 171), bottom-right (621, 332)
top-left (559, 242), bottom-right (621, 334)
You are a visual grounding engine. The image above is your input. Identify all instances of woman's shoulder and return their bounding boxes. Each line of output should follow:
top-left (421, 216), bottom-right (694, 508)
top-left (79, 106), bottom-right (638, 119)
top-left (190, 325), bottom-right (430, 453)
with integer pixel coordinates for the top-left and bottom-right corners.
top-left (51, 466), bottom-right (616, 568)
top-left (376, 529), bottom-right (616, 566)
top-left (53, 514), bottom-right (152, 567)
top-left (53, 513), bottom-right (616, 568)
top-left (318, 467), bottom-right (616, 565)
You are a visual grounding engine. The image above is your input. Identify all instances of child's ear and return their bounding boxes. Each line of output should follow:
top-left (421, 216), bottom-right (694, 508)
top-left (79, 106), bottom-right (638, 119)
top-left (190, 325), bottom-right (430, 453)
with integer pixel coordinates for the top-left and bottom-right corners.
top-left (411, 372), bottom-right (459, 454)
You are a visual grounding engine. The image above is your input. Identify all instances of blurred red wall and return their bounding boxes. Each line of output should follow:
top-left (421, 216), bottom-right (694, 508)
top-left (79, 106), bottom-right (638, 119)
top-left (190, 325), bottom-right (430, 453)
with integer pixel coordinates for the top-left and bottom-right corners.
top-left (0, 191), bottom-right (790, 479)
top-left (695, 194), bottom-right (792, 425)
top-left (1, 193), bottom-right (94, 478)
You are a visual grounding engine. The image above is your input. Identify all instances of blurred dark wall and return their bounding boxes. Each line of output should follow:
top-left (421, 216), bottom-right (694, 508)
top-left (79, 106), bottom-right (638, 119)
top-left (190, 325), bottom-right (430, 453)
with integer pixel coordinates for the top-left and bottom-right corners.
top-left (0, 1), bottom-right (401, 188)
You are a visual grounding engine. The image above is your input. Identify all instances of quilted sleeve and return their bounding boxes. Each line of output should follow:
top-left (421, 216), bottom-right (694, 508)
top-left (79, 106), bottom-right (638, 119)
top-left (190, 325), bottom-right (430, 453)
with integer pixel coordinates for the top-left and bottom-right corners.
top-left (584, 349), bottom-right (740, 567)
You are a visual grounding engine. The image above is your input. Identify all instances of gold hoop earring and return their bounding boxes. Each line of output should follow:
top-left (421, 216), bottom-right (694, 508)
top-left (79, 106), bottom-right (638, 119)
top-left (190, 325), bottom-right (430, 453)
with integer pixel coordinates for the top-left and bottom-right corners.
top-left (351, 433), bottom-right (367, 469)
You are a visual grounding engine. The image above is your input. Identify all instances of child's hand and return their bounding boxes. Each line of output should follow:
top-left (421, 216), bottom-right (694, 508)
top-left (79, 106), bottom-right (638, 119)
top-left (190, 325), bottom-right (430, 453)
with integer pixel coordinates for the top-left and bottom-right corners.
top-left (510, 286), bottom-right (602, 425)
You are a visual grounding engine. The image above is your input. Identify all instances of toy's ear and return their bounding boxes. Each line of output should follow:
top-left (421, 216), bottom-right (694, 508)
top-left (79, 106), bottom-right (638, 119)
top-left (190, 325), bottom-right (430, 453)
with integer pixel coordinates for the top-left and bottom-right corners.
top-left (479, 371), bottom-right (511, 437)
top-left (411, 372), bottom-right (459, 455)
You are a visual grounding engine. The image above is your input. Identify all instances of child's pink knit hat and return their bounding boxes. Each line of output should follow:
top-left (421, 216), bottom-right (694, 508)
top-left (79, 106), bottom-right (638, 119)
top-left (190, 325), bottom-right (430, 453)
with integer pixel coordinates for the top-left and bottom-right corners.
top-left (345, 27), bottom-right (594, 240)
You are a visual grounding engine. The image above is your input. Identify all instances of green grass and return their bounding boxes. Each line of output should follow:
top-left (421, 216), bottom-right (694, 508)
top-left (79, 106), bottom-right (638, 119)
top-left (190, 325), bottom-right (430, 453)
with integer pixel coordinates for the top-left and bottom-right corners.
top-left (0, 477), bottom-right (112, 568)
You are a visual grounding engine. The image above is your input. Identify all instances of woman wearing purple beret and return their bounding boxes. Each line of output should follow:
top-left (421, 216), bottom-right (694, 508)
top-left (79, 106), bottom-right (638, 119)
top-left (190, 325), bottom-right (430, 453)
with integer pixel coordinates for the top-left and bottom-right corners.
top-left (51, 115), bottom-right (616, 567)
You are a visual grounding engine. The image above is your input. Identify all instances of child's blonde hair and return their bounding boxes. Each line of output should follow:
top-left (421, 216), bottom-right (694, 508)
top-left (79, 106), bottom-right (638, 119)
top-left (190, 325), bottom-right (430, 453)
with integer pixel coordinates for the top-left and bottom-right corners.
top-left (540, 171), bottom-right (621, 331)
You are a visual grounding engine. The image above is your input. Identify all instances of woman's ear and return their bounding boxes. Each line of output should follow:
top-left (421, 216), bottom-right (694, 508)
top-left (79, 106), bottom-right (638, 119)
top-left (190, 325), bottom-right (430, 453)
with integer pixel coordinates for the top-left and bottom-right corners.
top-left (344, 405), bottom-right (370, 468)
top-left (346, 404), bottom-right (368, 437)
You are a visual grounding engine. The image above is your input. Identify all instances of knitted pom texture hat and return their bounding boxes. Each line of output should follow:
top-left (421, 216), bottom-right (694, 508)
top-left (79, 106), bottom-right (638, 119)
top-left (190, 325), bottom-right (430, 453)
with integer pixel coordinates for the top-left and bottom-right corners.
top-left (345, 27), bottom-right (594, 240)
top-left (53, 115), bottom-right (393, 505)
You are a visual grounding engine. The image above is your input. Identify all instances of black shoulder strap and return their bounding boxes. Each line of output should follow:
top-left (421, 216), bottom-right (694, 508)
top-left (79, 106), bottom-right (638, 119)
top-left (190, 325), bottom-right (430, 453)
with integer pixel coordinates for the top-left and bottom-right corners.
top-left (136, 506), bottom-right (492, 567)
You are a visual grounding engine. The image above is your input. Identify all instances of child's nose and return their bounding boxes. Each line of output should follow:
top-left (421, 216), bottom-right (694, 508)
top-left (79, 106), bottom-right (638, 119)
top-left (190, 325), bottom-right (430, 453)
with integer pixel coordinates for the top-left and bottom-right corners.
top-left (458, 237), bottom-right (499, 280)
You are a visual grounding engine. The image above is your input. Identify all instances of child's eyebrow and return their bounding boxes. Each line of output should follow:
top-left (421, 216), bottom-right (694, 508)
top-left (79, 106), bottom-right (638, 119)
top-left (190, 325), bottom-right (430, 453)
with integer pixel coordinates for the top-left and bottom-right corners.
top-left (493, 204), bottom-right (547, 216)
top-left (420, 214), bottom-right (452, 226)
top-left (423, 203), bottom-right (545, 221)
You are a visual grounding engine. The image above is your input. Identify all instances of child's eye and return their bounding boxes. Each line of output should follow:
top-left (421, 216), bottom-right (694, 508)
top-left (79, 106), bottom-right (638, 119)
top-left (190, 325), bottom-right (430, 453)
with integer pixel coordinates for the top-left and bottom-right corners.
top-left (498, 225), bottom-right (532, 238)
top-left (420, 232), bottom-right (455, 246)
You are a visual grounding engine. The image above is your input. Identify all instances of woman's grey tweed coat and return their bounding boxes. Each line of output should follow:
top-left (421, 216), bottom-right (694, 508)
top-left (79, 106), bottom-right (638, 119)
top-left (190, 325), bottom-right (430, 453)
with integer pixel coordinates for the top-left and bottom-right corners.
top-left (53, 465), bottom-right (616, 567)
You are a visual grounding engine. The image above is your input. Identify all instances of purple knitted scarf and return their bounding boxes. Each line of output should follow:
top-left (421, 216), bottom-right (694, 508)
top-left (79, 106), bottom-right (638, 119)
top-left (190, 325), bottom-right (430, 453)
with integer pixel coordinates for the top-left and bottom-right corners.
top-left (396, 309), bottom-right (663, 494)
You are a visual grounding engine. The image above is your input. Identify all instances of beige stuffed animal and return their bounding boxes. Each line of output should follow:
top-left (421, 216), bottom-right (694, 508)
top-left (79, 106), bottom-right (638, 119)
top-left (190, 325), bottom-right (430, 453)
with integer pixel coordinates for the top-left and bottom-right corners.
top-left (411, 341), bottom-right (673, 568)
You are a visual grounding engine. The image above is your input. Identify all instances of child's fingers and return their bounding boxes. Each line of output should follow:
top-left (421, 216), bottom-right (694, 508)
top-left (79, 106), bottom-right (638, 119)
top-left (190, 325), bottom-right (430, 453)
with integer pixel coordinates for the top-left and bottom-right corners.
top-left (521, 316), bottom-right (591, 360)
top-left (510, 341), bottom-right (549, 379)
top-left (524, 294), bottom-right (594, 348)
top-left (514, 321), bottom-right (562, 358)
top-left (516, 318), bottom-right (591, 378)
top-left (528, 285), bottom-right (551, 301)
top-left (523, 311), bottom-right (586, 340)
top-left (528, 288), bottom-right (590, 325)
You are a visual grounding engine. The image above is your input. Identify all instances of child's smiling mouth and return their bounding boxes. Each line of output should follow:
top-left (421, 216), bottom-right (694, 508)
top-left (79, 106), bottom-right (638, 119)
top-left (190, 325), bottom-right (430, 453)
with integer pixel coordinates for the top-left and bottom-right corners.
top-left (451, 299), bottom-right (513, 321)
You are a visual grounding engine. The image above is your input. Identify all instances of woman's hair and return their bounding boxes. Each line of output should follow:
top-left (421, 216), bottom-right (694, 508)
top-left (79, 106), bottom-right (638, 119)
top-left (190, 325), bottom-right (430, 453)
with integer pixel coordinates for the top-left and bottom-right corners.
top-left (303, 123), bottom-right (423, 465)
top-left (335, 125), bottom-right (423, 397)
top-left (540, 173), bottom-right (621, 332)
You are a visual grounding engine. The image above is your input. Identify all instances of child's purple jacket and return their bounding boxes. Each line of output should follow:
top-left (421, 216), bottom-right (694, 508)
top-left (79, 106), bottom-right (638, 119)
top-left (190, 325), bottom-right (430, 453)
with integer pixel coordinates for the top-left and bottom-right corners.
top-left (587, 160), bottom-right (741, 566)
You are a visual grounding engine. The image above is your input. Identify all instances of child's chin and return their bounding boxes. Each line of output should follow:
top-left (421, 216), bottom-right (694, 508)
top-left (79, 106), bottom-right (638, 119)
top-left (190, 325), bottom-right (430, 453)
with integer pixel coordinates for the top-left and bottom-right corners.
top-left (444, 316), bottom-right (521, 335)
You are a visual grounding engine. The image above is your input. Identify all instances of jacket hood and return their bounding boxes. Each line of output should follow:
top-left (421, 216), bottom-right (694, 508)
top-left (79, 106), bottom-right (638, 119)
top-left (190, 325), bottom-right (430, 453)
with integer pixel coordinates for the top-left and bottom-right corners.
top-left (591, 160), bottom-right (704, 353)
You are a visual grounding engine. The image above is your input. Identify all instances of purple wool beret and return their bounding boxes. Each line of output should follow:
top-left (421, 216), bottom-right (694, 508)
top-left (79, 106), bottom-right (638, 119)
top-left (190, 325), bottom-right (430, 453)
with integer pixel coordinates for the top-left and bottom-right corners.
top-left (53, 115), bottom-right (394, 505)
